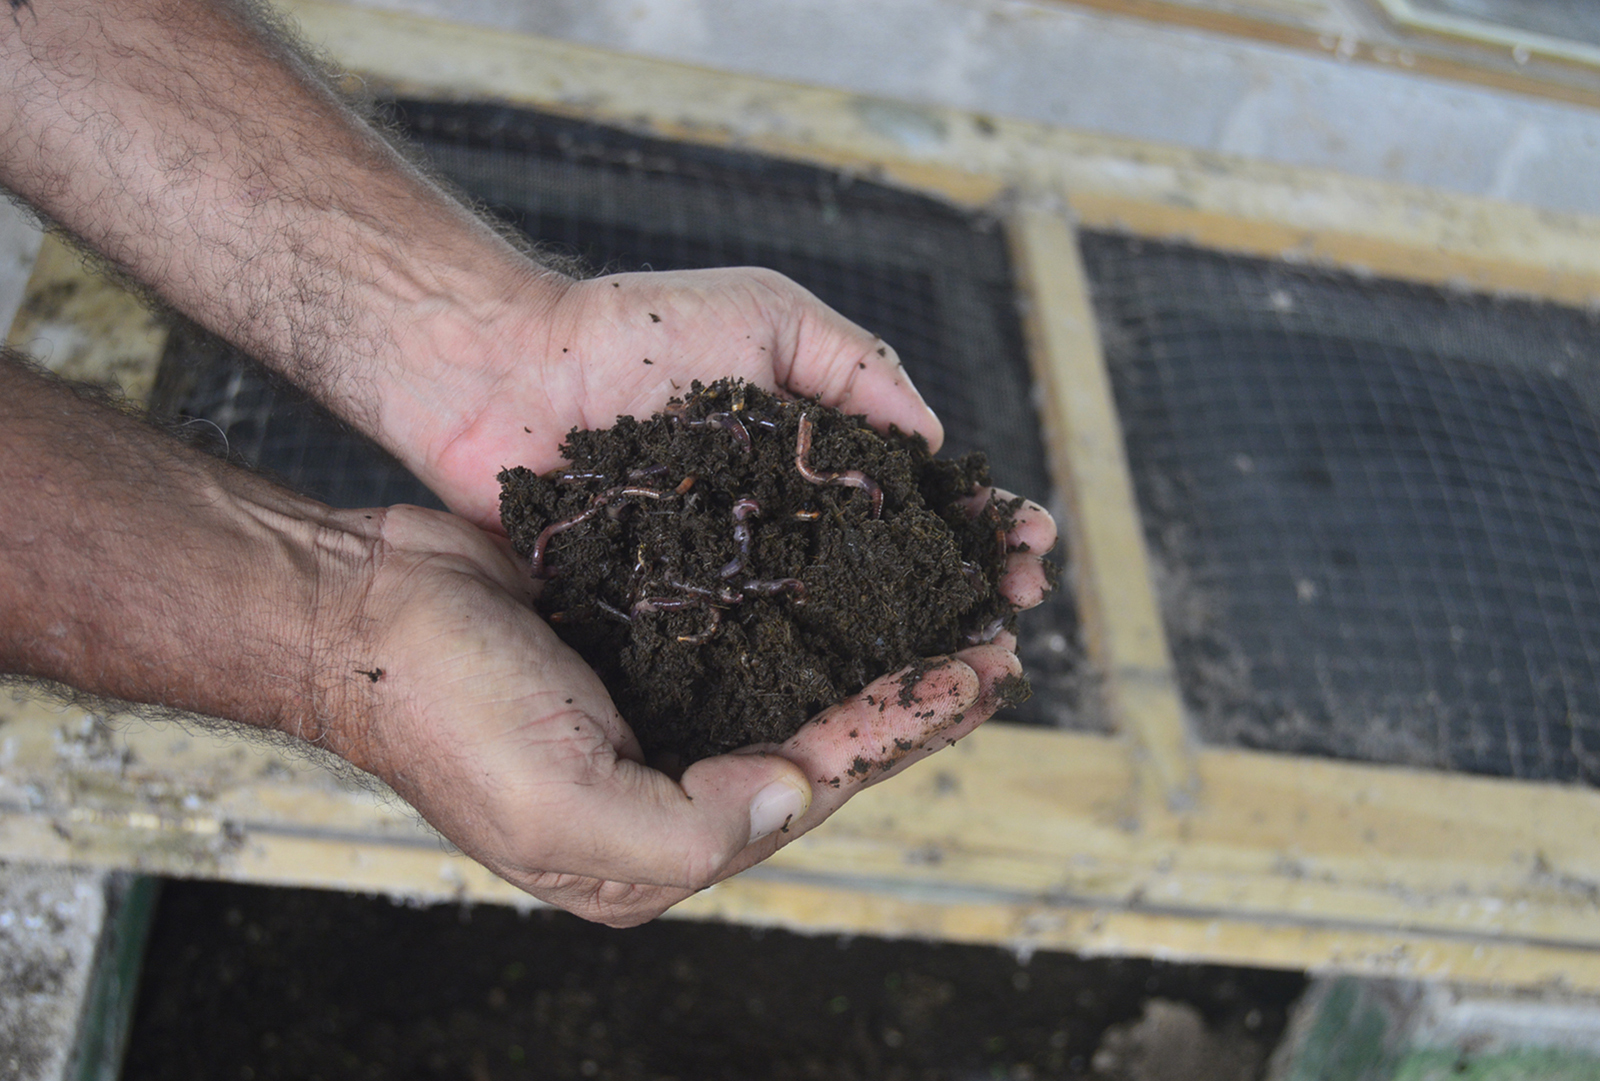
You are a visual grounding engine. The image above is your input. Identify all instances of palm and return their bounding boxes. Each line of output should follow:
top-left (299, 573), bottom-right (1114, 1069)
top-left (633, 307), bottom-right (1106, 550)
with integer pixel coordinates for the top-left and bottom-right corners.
top-left (424, 268), bottom-right (941, 530)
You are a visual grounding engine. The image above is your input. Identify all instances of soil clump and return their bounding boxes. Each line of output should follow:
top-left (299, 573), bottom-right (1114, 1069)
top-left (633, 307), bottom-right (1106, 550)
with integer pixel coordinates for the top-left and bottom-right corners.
top-left (498, 379), bottom-right (1028, 761)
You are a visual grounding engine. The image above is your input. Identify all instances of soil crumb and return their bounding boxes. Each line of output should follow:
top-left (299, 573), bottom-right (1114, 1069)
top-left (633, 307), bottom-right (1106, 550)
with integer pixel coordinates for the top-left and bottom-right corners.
top-left (499, 379), bottom-right (1028, 761)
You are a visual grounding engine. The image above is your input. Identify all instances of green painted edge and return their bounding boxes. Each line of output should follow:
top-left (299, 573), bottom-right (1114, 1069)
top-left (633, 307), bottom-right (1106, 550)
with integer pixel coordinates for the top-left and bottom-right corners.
top-left (68, 874), bottom-right (161, 1081)
top-left (1281, 978), bottom-right (1406, 1081)
top-left (1394, 1047), bottom-right (1600, 1081)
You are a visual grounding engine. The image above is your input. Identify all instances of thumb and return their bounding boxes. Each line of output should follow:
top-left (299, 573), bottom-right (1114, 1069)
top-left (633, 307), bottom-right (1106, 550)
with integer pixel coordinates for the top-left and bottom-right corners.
top-left (548, 749), bottom-right (812, 891)
top-left (680, 751), bottom-right (814, 847)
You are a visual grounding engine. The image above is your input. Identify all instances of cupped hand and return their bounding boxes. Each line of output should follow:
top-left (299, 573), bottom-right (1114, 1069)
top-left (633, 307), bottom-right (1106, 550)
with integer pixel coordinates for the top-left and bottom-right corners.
top-left (417, 268), bottom-right (943, 531)
top-left (339, 496), bottom-right (1053, 927)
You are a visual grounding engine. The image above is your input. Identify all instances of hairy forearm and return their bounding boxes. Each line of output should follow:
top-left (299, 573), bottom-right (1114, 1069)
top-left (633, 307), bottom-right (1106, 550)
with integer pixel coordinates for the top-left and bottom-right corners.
top-left (0, 350), bottom-right (377, 752)
top-left (0, 0), bottom-right (561, 458)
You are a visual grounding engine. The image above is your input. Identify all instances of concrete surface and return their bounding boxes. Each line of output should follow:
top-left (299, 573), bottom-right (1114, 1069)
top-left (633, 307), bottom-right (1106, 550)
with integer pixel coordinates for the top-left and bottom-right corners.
top-left (0, 863), bottom-right (110, 1081)
top-left (340, 0), bottom-right (1600, 218)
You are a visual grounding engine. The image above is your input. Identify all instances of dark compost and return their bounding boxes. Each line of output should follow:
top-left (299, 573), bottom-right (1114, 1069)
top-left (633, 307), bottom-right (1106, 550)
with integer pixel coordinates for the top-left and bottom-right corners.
top-left (498, 379), bottom-right (1029, 762)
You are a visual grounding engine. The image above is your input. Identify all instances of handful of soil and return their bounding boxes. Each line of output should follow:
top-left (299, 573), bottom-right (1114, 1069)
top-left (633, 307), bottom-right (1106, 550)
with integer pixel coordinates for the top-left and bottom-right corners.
top-left (498, 379), bottom-right (1025, 762)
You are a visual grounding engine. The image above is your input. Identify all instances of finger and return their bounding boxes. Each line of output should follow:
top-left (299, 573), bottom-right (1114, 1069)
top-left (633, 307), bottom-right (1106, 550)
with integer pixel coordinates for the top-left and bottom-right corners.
top-left (708, 655), bottom-right (990, 881)
top-left (1001, 550), bottom-right (1053, 609)
top-left (1004, 498), bottom-right (1058, 556)
top-left (789, 656), bottom-right (982, 788)
top-left (773, 284), bottom-right (943, 451)
top-left (960, 490), bottom-right (1058, 556)
top-left (953, 490), bottom-right (1056, 610)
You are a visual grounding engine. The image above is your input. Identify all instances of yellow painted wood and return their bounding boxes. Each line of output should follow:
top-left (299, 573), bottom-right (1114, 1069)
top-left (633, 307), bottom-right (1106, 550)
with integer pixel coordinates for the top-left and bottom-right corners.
top-left (1006, 203), bottom-right (1198, 813)
top-left (283, 0), bottom-right (1600, 308)
top-left (1068, 192), bottom-right (1600, 311)
top-left (5, 235), bottom-right (168, 403)
top-left (7, 690), bottom-right (1600, 987)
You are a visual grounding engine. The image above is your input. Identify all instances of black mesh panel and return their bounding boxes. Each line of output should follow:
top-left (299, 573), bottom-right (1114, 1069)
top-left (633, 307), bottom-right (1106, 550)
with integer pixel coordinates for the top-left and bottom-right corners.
top-left (1084, 231), bottom-right (1600, 782)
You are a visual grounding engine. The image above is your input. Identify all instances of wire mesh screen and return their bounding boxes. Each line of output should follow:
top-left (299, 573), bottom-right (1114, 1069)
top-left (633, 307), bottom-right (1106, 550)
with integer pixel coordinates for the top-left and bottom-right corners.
top-left (154, 101), bottom-right (1088, 729)
top-left (1083, 231), bottom-right (1600, 783)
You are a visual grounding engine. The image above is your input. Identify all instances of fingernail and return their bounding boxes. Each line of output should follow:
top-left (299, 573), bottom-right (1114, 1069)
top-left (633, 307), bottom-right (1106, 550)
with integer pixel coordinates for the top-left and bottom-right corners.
top-left (748, 780), bottom-right (808, 844)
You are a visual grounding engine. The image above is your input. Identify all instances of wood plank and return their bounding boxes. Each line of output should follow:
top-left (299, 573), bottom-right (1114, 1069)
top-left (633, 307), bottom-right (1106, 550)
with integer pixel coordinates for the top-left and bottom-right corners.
top-left (1068, 192), bottom-right (1600, 310)
top-left (8, 691), bottom-right (1600, 984)
top-left (1006, 202), bottom-right (1199, 812)
top-left (1374, 0), bottom-right (1600, 70)
top-left (4, 235), bottom-right (167, 403)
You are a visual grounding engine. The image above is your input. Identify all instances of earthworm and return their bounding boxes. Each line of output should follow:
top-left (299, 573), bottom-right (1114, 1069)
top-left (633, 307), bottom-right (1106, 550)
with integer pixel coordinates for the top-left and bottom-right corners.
top-left (631, 575), bottom-right (741, 616)
top-left (661, 577), bottom-right (743, 606)
top-left (701, 412), bottom-right (752, 455)
top-left (795, 411), bottom-right (883, 518)
top-left (529, 485), bottom-right (671, 578)
top-left (627, 567), bottom-right (802, 646)
top-left (662, 579), bottom-right (717, 602)
top-left (630, 595), bottom-right (705, 618)
top-left (669, 407), bottom-right (754, 455)
top-left (603, 485), bottom-right (671, 503)
top-left (739, 577), bottom-right (807, 603)
top-left (627, 464), bottom-right (670, 480)
top-left (677, 607), bottom-right (723, 645)
top-left (528, 507), bottom-right (603, 579)
top-left (719, 497), bottom-right (762, 579)
top-left (594, 599), bottom-right (633, 624)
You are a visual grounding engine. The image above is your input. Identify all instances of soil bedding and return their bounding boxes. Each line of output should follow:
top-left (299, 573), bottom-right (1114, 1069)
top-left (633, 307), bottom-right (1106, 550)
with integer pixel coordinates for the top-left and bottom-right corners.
top-left (498, 379), bottom-right (1027, 762)
top-left (123, 880), bottom-right (1305, 1081)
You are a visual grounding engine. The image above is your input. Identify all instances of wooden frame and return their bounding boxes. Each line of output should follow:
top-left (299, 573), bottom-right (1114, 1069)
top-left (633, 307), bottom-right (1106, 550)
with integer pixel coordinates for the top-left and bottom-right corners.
top-left (1373, 0), bottom-right (1600, 72)
top-left (1049, 0), bottom-right (1600, 111)
top-left (6, 0), bottom-right (1600, 991)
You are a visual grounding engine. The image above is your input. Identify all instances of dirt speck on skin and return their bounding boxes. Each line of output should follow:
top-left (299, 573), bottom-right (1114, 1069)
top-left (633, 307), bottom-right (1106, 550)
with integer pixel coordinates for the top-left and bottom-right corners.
top-left (992, 671), bottom-right (1034, 710)
top-left (895, 656), bottom-right (949, 709)
top-left (500, 379), bottom-right (1033, 762)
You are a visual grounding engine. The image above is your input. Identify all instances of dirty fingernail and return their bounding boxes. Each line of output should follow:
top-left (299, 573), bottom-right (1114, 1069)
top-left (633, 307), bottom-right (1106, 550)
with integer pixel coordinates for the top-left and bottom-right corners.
top-left (748, 780), bottom-right (808, 844)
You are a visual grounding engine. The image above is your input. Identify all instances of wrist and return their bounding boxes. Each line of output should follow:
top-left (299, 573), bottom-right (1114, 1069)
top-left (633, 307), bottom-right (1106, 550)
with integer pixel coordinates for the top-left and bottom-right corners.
top-left (372, 251), bottom-right (575, 519)
top-left (279, 504), bottom-right (390, 769)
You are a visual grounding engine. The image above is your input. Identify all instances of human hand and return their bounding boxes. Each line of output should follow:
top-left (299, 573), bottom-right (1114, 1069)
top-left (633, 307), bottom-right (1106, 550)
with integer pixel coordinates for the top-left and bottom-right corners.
top-left (335, 498), bottom-right (1053, 926)
top-left (407, 268), bottom-right (945, 532)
